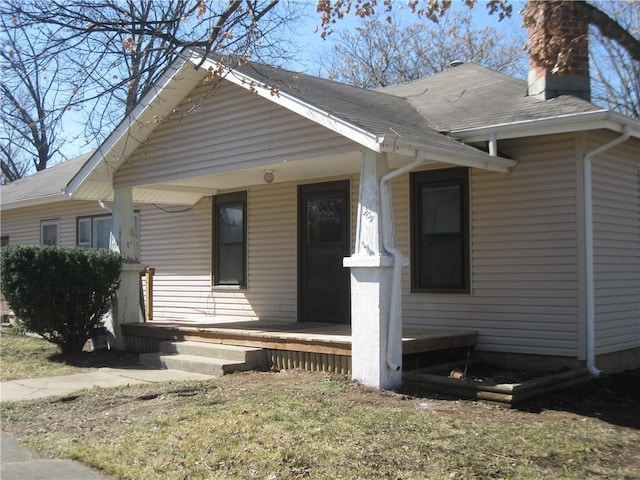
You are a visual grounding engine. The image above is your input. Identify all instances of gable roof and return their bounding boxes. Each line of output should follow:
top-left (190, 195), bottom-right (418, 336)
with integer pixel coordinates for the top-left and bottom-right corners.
top-left (4, 53), bottom-right (637, 210)
top-left (1, 153), bottom-right (92, 209)
top-left (66, 50), bottom-right (517, 203)
top-left (215, 58), bottom-right (500, 162)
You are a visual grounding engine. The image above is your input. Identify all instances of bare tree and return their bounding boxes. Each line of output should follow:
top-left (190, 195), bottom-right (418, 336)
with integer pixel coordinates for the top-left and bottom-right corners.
top-left (0, 15), bottom-right (80, 183)
top-left (589, 1), bottom-right (639, 118)
top-left (1, 0), bottom-right (296, 180)
top-left (325, 8), bottom-right (526, 88)
top-left (318, 0), bottom-right (640, 66)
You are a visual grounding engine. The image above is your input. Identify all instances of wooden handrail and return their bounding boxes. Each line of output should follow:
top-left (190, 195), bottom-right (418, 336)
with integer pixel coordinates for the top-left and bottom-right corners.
top-left (139, 267), bottom-right (155, 321)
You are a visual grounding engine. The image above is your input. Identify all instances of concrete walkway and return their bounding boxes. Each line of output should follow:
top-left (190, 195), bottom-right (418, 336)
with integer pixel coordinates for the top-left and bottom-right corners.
top-left (1, 432), bottom-right (111, 480)
top-left (0, 367), bottom-right (214, 479)
top-left (0, 366), bottom-right (214, 403)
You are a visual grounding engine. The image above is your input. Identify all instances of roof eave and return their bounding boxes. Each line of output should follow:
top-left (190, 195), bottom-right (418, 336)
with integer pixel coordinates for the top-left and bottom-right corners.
top-left (66, 50), bottom-right (205, 199)
top-left (451, 110), bottom-right (640, 142)
top-left (199, 56), bottom-right (518, 173)
top-left (381, 137), bottom-right (517, 174)
top-left (2, 192), bottom-right (68, 211)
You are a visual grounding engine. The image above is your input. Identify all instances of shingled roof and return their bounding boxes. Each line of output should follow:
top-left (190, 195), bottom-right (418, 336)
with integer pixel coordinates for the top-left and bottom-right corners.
top-left (1, 153), bottom-right (91, 208)
top-left (378, 63), bottom-right (602, 132)
top-left (220, 57), bottom-right (495, 160)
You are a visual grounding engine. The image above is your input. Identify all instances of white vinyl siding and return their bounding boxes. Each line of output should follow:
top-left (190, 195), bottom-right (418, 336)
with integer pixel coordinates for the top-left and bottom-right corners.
top-left (2, 201), bottom-right (112, 247)
top-left (137, 182), bottom-right (307, 321)
top-left (397, 134), bottom-right (581, 357)
top-left (135, 200), bottom-right (212, 320)
top-left (138, 175), bottom-right (358, 322)
top-left (590, 133), bottom-right (640, 355)
top-left (130, 133), bottom-right (586, 358)
top-left (114, 81), bottom-right (355, 188)
top-left (245, 183), bottom-right (297, 320)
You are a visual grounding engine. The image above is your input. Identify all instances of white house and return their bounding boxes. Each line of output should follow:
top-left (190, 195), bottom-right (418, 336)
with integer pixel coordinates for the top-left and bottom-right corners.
top-left (2, 6), bottom-right (638, 389)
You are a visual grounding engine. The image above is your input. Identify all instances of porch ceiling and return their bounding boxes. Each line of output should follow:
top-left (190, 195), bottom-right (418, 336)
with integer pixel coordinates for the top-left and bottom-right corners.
top-left (73, 149), bottom-right (463, 206)
top-left (98, 150), bottom-right (363, 205)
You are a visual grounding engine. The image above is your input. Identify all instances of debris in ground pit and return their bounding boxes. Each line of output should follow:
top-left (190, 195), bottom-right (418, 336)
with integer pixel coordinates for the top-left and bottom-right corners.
top-left (448, 368), bottom-right (499, 385)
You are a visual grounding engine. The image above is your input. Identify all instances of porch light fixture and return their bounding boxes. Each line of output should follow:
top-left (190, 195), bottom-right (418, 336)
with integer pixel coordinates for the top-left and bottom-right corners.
top-left (263, 170), bottom-right (274, 183)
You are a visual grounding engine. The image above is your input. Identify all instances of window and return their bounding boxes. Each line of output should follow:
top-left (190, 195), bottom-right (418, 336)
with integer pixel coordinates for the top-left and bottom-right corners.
top-left (411, 168), bottom-right (469, 293)
top-left (40, 219), bottom-right (60, 246)
top-left (213, 192), bottom-right (247, 287)
top-left (77, 213), bottom-right (140, 254)
top-left (1, 236), bottom-right (8, 247)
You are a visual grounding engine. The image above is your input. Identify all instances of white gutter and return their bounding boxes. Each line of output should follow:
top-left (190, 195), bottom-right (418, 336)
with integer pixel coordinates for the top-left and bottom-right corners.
top-left (583, 125), bottom-right (630, 376)
top-left (1, 193), bottom-right (67, 211)
top-left (452, 109), bottom-right (640, 143)
top-left (380, 151), bottom-right (427, 371)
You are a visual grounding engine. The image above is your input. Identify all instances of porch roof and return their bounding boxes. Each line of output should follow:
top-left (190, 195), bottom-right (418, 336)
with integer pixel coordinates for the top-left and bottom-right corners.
top-left (65, 49), bottom-right (516, 206)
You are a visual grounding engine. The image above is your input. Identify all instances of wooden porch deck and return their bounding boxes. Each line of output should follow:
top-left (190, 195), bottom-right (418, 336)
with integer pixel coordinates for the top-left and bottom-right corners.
top-left (122, 320), bottom-right (478, 374)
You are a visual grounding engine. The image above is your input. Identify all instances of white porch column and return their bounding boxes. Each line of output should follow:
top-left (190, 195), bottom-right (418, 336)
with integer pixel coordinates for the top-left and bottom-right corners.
top-left (108, 186), bottom-right (143, 350)
top-left (343, 151), bottom-right (402, 390)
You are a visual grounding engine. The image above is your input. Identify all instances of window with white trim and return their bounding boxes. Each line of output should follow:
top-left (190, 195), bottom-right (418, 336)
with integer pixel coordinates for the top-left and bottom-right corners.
top-left (411, 168), bottom-right (470, 293)
top-left (213, 192), bottom-right (247, 287)
top-left (40, 219), bottom-right (60, 246)
top-left (77, 213), bottom-right (140, 254)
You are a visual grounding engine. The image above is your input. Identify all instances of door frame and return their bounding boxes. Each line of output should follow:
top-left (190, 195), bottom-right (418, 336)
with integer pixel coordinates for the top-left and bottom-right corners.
top-left (297, 180), bottom-right (351, 323)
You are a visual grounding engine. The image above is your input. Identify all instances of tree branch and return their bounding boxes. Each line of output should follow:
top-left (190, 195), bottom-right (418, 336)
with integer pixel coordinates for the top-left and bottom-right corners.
top-left (577, 1), bottom-right (640, 62)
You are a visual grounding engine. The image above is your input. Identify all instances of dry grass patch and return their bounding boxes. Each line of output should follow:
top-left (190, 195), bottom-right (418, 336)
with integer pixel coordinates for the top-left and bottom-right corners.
top-left (0, 326), bottom-right (140, 381)
top-left (0, 327), bottom-right (93, 381)
top-left (2, 370), bottom-right (639, 480)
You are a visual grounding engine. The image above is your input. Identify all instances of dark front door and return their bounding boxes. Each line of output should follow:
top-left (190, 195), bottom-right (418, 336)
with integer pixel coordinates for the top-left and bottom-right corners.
top-left (298, 180), bottom-right (351, 323)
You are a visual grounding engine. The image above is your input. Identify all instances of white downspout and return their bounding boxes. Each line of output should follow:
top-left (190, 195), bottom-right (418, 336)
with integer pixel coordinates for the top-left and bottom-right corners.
top-left (488, 133), bottom-right (498, 157)
top-left (380, 152), bottom-right (427, 371)
top-left (583, 125), bottom-right (630, 376)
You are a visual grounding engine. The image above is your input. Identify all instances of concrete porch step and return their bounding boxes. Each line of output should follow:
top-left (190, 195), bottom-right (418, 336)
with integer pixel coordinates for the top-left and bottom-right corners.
top-left (140, 340), bottom-right (267, 376)
top-left (159, 341), bottom-right (265, 365)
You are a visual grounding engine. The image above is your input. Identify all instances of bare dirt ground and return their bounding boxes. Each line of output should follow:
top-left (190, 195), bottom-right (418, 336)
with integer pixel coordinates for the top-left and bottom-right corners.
top-left (24, 348), bottom-right (640, 430)
top-left (42, 349), bottom-right (640, 430)
top-left (2, 353), bottom-right (639, 479)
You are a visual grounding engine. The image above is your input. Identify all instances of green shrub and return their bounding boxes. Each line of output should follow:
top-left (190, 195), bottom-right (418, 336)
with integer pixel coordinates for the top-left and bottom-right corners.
top-left (0, 245), bottom-right (122, 354)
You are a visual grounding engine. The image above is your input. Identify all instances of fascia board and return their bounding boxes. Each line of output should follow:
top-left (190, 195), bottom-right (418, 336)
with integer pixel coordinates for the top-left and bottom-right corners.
top-left (66, 52), bottom-right (203, 198)
top-left (452, 110), bottom-right (640, 143)
top-left (2, 193), bottom-right (68, 211)
top-left (198, 57), bottom-right (383, 153)
top-left (382, 137), bottom-right (518, 174)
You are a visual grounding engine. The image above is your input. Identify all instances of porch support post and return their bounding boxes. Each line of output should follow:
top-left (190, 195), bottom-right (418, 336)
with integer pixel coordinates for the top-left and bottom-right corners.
top-left (343, 150), bottom-right (402, 390)
top-left (108, 186), bottom-right (143, 350)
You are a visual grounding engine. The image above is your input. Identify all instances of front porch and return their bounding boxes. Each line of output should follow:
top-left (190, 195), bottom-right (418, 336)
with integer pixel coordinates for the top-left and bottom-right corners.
top-left (122, 320), bottom-right (478, 375)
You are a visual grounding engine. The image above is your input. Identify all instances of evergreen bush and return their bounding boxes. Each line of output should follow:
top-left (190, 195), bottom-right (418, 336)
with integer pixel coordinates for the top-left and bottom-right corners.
top-left (0, 245), bottom-right (122, 354)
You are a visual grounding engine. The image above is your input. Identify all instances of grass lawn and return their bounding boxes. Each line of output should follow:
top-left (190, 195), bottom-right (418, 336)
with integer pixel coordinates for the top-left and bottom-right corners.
top-left (0, 326), bottom-right (139, 381)
top-left (0, 327), bottom-right (95, 381)
top-left (1, 333), bottom-right (639, 479)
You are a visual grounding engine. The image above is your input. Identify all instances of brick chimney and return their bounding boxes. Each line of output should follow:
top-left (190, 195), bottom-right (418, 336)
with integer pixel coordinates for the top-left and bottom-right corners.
top-left (526, 0), bottom-right (591, 102)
